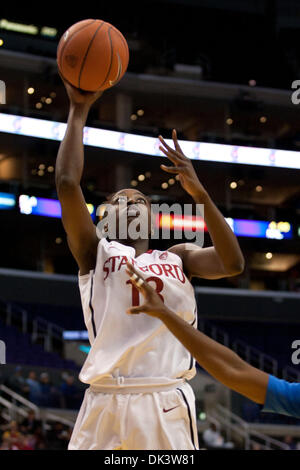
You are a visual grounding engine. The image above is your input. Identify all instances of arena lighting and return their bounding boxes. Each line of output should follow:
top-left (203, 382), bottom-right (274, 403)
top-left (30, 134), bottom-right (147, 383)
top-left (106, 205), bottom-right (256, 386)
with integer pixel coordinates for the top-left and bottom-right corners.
top-left (158, 214), bottom-right (207, 232)
top-left (40, 26), bottom-right (57, 38)
top-left (1, 113), bottom-right (300, 170)
top-left (63, 331), bottom-right (89, 340)
top-left (0, 192), bottom-right (15, 209)
top-left (79, 345), bottom-right (91, 354)
top-left (3, 194), bottom-right (294, 239)
top-left (157, 215), bottom-right (293, 239)
top-left (18, 195), bottom-right (95, 220)
top-left (0, 19), bottom-right (57, 38)
top-left (0, 19), bottom-right (38, 35)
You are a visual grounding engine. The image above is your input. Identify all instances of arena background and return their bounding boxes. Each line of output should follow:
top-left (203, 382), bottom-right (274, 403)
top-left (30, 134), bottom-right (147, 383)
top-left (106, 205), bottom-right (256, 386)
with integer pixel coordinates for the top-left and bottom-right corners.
top-left (0, 0), bottom-right (300, 450)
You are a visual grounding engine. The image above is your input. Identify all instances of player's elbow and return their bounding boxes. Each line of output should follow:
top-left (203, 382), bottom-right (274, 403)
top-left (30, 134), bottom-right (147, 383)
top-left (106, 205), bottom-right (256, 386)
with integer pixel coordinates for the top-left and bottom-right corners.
top-left (56, 174), bottom-right (79, 194)
top-left (224, 258), bottom-right (245, 277)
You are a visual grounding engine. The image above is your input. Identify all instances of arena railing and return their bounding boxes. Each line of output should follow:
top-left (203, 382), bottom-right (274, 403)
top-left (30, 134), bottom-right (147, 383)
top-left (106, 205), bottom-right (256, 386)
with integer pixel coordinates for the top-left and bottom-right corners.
top-left (282, 365), bottom-right (300, 382)
top-left (0, 298), bottom-right (64, 355)
top-left (31, 315), bottom-right (64, 353)
top-left (232, 339), bottom-right (278, 376)
top-left (0, 384), bottom-right (75, 430)
top-left (198, 317), bottom-right (278, 376)
top-left (210, 404), bottom-right (289, 450)
top-left (0, 384), bottom-right (39, 421)
top-left (1, 296), bottom-right (299, 380)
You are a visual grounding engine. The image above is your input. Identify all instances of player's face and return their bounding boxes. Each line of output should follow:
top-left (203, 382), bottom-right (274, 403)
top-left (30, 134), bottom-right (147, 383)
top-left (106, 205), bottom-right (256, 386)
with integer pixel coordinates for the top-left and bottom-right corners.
top-left (110, 189), bottom-right (152, 240)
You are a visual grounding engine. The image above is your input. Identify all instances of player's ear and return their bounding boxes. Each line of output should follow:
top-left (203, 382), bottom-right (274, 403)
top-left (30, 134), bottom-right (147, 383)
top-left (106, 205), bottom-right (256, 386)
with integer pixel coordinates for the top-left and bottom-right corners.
top-left (97, 203), bottom-right (108, 221)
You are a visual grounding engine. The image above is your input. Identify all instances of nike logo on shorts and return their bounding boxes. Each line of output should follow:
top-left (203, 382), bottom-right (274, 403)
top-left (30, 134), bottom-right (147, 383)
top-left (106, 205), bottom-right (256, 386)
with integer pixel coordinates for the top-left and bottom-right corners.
top-left (163, 405), bottom-right (180, 413)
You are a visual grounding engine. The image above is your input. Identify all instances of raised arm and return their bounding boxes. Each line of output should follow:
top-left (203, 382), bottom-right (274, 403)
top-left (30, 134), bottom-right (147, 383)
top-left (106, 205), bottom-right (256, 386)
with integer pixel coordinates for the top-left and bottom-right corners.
top-left (55, 79), bottom-right (102, 274)
top-left (125, 262), bottom-right (269, 405)
top-left (159, 130), bottom-right (244, 279)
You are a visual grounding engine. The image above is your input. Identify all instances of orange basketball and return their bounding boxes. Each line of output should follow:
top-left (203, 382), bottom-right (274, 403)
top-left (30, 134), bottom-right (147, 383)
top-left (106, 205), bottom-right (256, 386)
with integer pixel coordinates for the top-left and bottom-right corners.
top-left (57, 19), bottom-right (129, 92)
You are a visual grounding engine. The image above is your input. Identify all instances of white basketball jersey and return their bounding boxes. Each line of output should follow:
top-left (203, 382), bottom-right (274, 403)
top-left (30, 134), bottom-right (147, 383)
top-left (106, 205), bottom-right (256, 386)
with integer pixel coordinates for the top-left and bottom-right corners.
top-left (78, 238), bottom-right (197, 385)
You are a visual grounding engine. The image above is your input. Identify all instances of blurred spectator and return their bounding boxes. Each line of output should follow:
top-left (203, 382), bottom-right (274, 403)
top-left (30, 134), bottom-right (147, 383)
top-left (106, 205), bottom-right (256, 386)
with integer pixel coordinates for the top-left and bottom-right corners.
top-left (202, 422), bottom-right (234, 449)
top-left (38, 372), bottom-right (51, 407)
top-left (20, 410), bottom-right (42, 435)
top-left (284, 435), bottom-right (296, 450)
top-left (7, 366), bottom-right (29, 397)
top-left (203, 422), bottom-right (224, 448)
top-left (60, 375), bottom-right (81, 409)
top-left (295, 441), bottom-right (300, 450)
top-left (4, 367), bottom-right (83, 409)
top-left (0, 435), bottom-right (11, 450)
top-left (26, 371), bottom-right (41, 404)
top-left (2, 421), bottom-right (23, 449)
top-left (39, 372), bottom-right (60, 407)
top-left (0, 418), bottom-right (64, 450)
top-left (19, 434), bottom-right (34, 450)
top-left (251, 442), bottom-right (263, 450)
top-left (46, 422), bottom-right (71, 450)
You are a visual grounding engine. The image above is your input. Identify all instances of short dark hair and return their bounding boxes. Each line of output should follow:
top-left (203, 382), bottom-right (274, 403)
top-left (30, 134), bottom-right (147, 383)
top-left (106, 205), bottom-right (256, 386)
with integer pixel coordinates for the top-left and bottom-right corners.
top-left (106, 189), bottom-right (151, 205)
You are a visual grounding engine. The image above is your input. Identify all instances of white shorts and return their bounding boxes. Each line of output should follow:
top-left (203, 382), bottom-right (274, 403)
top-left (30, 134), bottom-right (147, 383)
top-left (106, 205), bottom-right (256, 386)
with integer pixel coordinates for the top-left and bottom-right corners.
top-left (68, 380), bottom-right (199, 450)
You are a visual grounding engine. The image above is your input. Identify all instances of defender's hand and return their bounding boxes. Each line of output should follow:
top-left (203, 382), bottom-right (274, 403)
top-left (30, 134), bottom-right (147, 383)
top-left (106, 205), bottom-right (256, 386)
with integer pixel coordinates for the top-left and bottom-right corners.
top-left (125, 262), bottom-right (171, 318)
top-left (159, 129), bottom-right (208, 201)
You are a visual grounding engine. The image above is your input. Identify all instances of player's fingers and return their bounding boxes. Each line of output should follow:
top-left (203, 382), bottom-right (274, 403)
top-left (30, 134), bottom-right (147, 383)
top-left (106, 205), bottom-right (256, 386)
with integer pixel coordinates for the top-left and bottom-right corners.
top-left (172, 129), bottom-right (184, 154)
top-left (126, 262), bottom-right (152, 296)
top-left (126, 305), bottom-right (148, 315)
top-left (126, 261), bottom-right (145, 282)
top-left (159, 145), bottom-right (182, 165)
top-left (160, 164), bottom-right (185, 174)
top-left (158, 136), bottom-right (185, 161)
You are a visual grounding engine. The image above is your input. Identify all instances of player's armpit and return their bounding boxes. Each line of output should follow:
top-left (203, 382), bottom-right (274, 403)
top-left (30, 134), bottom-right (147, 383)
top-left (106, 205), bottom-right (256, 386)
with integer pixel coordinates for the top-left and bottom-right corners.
top-left (169, 243), bottom-right (237, 279)
top-left (57, 179), bottom-right (99, 274)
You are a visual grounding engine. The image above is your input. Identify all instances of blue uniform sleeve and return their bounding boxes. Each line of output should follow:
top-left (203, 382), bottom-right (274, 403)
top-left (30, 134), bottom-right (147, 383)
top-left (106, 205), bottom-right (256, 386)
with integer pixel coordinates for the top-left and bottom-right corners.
top-left (262, 375), bottom-right (300, 418)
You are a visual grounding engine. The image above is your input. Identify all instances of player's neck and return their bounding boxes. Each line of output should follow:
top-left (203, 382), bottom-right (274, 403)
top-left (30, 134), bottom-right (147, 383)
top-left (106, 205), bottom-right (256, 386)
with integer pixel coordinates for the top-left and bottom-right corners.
top-left (113, 238), bottom-right (149, 257)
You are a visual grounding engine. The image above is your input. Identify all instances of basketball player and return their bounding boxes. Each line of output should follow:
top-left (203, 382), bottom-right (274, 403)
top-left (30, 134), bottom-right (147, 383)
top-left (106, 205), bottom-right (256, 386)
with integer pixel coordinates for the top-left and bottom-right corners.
top-left (55, 78), bottom-right (245, 450)
top-left (126, 261), bottom-right (300, 420)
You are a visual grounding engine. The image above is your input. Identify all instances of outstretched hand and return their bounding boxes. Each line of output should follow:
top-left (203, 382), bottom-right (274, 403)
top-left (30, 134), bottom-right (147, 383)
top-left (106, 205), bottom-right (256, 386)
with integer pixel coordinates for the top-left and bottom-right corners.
top-left (125, 262), bottom-right (170, 319)
top-left (59, 71), bottom-right (103, 108)
top-left (159, 129), bottom-right (208, 201)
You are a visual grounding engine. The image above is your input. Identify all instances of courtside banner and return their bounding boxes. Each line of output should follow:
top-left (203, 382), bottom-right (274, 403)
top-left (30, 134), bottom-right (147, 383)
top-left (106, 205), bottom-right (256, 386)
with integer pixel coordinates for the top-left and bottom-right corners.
top-left (0, 112), bottom-right (300, 169)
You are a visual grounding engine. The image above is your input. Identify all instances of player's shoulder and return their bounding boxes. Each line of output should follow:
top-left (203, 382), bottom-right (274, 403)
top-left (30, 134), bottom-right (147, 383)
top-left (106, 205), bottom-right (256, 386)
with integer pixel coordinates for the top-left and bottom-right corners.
top-left (168, 243), bottom-right (202, 259)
